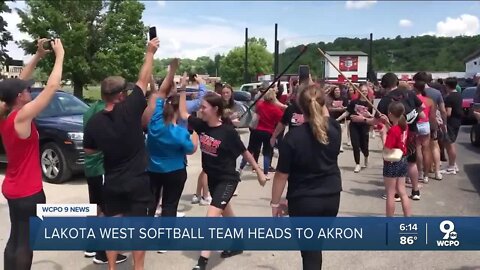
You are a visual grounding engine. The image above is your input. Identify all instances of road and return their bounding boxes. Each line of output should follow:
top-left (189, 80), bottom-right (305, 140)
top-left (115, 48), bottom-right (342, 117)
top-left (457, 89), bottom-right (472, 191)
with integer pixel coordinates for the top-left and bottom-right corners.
top-left (1, 126), bottom-right (479, 270)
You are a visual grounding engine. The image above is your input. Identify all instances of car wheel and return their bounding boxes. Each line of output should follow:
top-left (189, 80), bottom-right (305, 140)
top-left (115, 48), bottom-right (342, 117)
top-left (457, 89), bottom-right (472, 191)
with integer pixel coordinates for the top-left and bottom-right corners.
top-left (40, 142), bottom-right (72, 184)
top-left (471, 124), bottom-right (480, 147)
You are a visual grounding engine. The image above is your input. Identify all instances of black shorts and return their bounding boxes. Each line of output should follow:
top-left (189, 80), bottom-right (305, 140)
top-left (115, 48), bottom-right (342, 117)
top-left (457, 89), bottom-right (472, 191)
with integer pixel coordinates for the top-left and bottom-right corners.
top-left (86, 175), bottom-right (104, 206)
top-left (445, 123), bottom-right (461, 143)
top-left (102, 174), bottom-right (155, 217)
top-left (207, 178), bottom-right (238, 210)
top-left (383, 157), bottom-right (408, 178)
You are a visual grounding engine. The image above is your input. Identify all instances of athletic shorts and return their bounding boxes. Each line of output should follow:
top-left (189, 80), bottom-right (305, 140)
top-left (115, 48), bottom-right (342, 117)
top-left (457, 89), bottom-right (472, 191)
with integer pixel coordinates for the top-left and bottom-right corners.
top-left (86, 175), bottom-right (104, 206)
top-left (444, 123), bottom-right (461, 144)
top-left (207, 178), bottom-right (238, 210)
top-left (416, 122), bottom-right (430, 136)
top-left (102, 175), bottom-right (156, 217)
top-left (383, 157), bottom-right (408, 178)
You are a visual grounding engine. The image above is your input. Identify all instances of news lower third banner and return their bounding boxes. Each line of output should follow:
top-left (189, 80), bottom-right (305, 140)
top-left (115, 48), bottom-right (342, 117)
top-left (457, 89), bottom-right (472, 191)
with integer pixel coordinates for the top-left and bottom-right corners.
top-left (30, 217), bottom-right (480, 251)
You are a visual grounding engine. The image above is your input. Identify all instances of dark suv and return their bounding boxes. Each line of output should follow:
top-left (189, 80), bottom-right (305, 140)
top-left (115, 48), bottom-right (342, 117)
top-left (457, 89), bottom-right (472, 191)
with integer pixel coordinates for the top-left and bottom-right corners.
top-left (0, 88), bottom-right (89, 183)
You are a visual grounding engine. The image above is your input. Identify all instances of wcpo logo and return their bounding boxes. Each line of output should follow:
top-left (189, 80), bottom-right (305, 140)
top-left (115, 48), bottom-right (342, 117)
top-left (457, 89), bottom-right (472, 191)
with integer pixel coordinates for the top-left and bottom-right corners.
top-left (437, 220), bottom-right (459, 247)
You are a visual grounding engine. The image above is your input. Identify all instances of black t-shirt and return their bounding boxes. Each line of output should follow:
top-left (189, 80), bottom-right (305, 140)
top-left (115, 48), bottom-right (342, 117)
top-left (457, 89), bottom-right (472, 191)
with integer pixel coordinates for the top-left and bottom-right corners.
top-left (188, 115), bottom-right (246, 182)
top-left (347, 99), bottom-right (372, 127)
top-left (281, 102), bottom-right (304, 130)
top-left (84, 86), bottom-right (148, 186)
top-left (444, 91), bottom-right (463, 126)
top-left (276, 118), bottom-right (342, 199)
top-left (377, 88), bottom-right (423, 132)
top-left (328, 96), bottom-right (349, 119)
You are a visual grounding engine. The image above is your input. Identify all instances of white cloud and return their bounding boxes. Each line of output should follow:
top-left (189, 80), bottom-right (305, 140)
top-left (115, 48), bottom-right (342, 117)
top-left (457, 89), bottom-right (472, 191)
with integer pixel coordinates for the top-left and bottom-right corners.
top-left (156, 1), bottom-right (166, 7)
top-left (345, 1), bottom-right (377, 10)
top-left (399, 19), bottom-right (413, 28)
top-left (435, 14), bottom-right (479, 37)
top-left (197, 16), bottom-right (228, 24)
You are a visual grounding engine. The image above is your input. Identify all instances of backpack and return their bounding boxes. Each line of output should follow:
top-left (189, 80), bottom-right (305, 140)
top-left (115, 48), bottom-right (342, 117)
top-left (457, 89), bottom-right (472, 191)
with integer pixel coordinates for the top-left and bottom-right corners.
top-left (384, 89), bottom-right (419, 125)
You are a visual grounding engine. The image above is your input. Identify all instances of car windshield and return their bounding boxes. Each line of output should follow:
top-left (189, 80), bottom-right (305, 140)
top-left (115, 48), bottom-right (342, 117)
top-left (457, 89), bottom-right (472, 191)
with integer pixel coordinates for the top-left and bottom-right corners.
top-left (32, 92), bottom-right (89, 118)
top-left (462, 88), bottom-right (477, 99)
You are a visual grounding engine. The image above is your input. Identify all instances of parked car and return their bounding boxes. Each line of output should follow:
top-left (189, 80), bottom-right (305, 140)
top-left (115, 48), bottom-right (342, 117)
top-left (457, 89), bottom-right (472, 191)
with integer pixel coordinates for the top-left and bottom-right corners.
top-left (461, 87), bottom-right (477, 124)
top-left (471, 103), bottom-right (480, 147)
top-left (0, 88), bottom-right (88, 183)
top-left (233, 91), bottom-right (253, 128)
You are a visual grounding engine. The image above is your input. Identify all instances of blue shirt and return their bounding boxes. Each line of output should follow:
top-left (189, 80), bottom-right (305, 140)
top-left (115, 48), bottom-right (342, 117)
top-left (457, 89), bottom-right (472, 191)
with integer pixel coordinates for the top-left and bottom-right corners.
top-left (147, 98), bottom-right (194, 173)
top-left (178, 83), bottom-right (207, 127)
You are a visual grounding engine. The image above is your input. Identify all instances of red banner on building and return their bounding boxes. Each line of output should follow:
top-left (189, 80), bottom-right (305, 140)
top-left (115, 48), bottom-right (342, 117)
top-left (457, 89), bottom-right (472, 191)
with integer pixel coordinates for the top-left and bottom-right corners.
top-left (339, 56), bottom-right (358, 72)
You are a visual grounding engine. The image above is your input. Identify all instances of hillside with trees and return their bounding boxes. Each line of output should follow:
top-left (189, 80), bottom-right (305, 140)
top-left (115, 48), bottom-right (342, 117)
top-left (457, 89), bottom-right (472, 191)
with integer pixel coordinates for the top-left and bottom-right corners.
top-left (279, 35), bottom-right (480, 78)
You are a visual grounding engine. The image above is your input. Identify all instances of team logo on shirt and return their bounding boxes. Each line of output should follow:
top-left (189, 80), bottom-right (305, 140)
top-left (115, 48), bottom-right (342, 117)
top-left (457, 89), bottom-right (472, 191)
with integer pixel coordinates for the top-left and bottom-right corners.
top-left (354, 104), bottom-right (370, 117)
top-left (291, 113), bottom-right (304, 126)
top-left (199, 134), bottom-right (221, 157)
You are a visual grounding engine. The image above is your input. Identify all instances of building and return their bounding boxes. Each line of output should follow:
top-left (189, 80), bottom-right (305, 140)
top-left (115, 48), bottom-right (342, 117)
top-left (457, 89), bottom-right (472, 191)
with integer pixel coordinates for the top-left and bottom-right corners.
top-left (465, 49), bottom-right (480, 79)
top-left (0, 59), bottom-right (24, 79)
top-left (324, 51), bottom-right (368, 83)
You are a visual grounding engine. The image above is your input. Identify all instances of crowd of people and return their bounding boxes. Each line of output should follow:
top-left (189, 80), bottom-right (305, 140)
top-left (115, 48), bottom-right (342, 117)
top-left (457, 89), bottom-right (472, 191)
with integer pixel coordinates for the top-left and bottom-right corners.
top-left (0, 37), bottom-right (476, 270)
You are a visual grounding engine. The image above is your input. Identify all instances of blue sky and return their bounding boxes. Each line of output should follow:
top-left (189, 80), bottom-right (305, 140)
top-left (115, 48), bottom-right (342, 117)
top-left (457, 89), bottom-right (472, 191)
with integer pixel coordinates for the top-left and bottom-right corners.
top-left (4, 1), bottom-right (480, 61)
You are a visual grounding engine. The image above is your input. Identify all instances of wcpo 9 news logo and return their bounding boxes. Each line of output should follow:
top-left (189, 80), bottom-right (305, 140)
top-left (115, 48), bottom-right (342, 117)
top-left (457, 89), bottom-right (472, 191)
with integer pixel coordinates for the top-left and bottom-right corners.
top-left (437, 220), bottom-right (459, 247)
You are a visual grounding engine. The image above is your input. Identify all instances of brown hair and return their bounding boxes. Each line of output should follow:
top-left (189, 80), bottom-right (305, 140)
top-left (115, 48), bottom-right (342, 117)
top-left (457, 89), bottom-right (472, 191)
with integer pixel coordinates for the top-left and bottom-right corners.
top-left (222, 84), bottom-right (235, 109)
top-left (388, 101), bottom-right (407, 131)
top-left (203, 92), bottom-right (233, 125)
top-left (297, 84), bottom-right (329, 144)
top-left (163, 95), bottom-right (180, 123)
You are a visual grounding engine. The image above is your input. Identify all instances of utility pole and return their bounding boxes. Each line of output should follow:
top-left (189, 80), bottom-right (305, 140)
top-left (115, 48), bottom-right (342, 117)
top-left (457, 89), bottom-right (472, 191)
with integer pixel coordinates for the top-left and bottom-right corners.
top-left (244, 28), bottom-right (249, 83)
top-left (274, 23), bottom-right (279, 79)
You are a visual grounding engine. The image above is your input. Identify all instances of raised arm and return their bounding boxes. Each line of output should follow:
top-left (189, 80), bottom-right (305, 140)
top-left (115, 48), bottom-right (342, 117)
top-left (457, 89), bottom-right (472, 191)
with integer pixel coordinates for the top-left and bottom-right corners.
top-left (186, 75), bottom-right (207, 114)
top-left (158, 58), bottom-right (179, 99)
top-left (15, 39), bottom-right (64, 139)
top-left (136, 37), bottom-right (159, 94)
top-left (19, 38), bottom-right (50, 80)
top-left (178, 72), bottom-right (190, 120)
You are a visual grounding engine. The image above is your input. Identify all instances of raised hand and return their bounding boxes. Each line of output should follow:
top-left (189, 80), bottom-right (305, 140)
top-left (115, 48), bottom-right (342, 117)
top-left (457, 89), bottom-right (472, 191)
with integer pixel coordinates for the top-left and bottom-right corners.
top-left (51, 39), bottom-right (65, 57)
top-left (170, 58), bottom-right (179, 70)
top-left (36, 38), bottom-right (51, 58)
top-left (147, 37), bottom-right (160, 54)
top-left (180, 72), bottom-right (188, 89)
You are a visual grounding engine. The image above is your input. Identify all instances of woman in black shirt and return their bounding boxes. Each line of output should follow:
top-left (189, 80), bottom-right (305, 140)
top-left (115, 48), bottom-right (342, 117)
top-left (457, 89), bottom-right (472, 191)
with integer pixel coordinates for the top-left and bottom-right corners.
top-left (327, 86), bottom-right (348, 152)
top-left (178, 79), bottom-right (266, 270)
top-left (336, 84), bottom-right (374, 173)
top-left (271, 83), bottom-right (342, 270)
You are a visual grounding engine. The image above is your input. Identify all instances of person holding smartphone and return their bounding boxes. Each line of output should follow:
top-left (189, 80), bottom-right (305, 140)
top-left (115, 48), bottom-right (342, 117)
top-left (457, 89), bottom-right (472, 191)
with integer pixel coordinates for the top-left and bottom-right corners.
top-left (1, 38), bottom-right (64, 270)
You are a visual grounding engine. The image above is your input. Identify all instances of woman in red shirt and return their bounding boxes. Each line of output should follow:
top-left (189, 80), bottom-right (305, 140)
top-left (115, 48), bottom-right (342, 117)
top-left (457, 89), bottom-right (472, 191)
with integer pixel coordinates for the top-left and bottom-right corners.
top-left (0, 39), bottom-right (64, 270)
top-left (239, 89), bottom-right (284, 180)
top-left (383, 101), bottom-right (411, 217)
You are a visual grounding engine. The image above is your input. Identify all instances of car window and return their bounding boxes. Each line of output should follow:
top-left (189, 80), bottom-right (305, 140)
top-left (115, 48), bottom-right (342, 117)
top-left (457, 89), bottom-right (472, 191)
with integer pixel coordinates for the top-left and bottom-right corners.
top-left (33, 92), bottom-right (89, 118)
top-left (462, 88), bottom-right (477, 99)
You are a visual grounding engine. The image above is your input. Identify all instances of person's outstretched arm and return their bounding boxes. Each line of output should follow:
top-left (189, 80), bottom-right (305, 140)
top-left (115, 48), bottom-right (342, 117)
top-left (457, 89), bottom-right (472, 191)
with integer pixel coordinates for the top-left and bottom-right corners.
top-left (19, 38), bottom-right (50, 80)
top-left (178, 73), bottom-right (190, 120)
top-left (15, 39), bottom-right (64, 139)
top-left (158, 58), bottom-right (179, 98)
top-left (186, 74), bottom-right (206, 114)
top-left (136, 37), bottom-right (160, 95)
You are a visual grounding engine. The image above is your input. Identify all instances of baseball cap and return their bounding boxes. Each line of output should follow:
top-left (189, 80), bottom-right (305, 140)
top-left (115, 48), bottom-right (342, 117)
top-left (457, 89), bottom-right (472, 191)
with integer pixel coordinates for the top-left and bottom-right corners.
top-left (100, 76), bottom-right (135, 95)
top-left (0, 78), bottom-right (35, 106)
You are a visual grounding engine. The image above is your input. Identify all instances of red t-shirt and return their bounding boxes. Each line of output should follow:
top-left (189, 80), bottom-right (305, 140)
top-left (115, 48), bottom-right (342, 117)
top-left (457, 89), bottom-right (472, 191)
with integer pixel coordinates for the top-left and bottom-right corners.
top-left (256, 101), bottom-right (284, 134)
top-left (278, 94), bottom-right (288, 105)
top-left (1, 111), bottom-right (43, 199)
top-left (384, 124), bottom-right (408, 155)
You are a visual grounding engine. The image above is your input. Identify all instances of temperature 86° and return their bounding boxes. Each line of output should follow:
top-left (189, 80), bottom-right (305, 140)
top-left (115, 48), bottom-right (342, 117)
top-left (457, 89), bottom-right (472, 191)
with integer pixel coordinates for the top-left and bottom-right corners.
top-left (400, 236), bottom-right (418, 245)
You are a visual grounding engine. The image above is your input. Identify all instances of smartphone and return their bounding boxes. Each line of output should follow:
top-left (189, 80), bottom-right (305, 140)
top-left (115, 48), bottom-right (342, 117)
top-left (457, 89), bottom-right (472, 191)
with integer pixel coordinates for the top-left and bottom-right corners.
top-left (298, 65), bottom-right (310, 85)
top-left (148, 26), bottom-right (157, 40)
top-left (42, 38), bottom-right (55, 50)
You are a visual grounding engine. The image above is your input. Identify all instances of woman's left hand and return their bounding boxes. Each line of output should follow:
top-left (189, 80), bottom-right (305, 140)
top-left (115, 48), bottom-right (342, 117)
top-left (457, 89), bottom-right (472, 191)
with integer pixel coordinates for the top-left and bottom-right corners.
top-left (272, 206), bottom-right (284, 217)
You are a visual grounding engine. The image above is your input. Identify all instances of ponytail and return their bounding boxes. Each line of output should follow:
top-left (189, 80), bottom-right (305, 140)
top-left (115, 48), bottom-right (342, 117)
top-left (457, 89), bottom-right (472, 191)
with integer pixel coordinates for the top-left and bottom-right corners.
top-left (398, 114), bottom-right (407, 131)
top-left (298, 84), bottom-right (329, 145)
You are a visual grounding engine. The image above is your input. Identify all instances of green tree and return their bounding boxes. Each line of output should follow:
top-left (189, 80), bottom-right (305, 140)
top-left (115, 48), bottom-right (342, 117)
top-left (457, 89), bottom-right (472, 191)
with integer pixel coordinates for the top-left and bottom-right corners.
top-left (0, 0), bottom-right (13, 65)
top-left (221, 38), bottom-right (273, 85)
top-left (17, 0), bottom-right (147, 98)
top-left (33, 67), bottom-right (48, 84)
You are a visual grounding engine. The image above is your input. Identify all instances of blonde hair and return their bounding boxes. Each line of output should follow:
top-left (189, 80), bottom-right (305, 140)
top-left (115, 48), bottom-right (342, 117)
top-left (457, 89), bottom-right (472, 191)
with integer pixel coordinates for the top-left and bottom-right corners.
top-left (263, 88), bottom-right (277, 103)
top-left (297, 84), bottom-right (329, 144)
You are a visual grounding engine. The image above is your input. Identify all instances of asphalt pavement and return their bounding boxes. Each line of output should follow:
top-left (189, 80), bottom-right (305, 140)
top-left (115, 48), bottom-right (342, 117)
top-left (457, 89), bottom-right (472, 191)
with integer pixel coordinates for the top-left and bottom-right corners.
top-left (0, 126), bottom-right (479, 270)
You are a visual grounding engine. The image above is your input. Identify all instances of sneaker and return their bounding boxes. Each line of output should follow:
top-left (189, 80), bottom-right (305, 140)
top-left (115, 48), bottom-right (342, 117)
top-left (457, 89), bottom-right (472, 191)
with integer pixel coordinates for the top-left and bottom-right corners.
top-left (422, 176), bottom-right (429, 184)
top-left (435, 172), bottom-right (443, 180)
top-left (158, 250), bottom-right (167, 254)
top-left (93, 252), bottom-right (127, 264)
top-left (354, 164), bottom-right (361, 173)
top-left (410, 190), bottom-right (421, 201)
top-left (363, 157), bottom-right (369, 168)
top-left (84, 251), bottom-right (96, 258)
top-left (177, 212), bottom-right (185, 217)
top-left (382, 194), bottom-right (401, 202)
top-left (440, 168), bottom-right (456, 175)
top-left (340, 145), bottom-right (344, 152)
top-left (418, 171), bottom-right (424, 180)
top-left (454, 163), bottom-right (460, 172)
top-left (192, 264), bottom-right (206, 270)
top-left (200, 196), bottom-right (212, 206)
top-left (191, 194), bottom-right (200, 204)
top-left (220, 250), bottom-right (244, 258)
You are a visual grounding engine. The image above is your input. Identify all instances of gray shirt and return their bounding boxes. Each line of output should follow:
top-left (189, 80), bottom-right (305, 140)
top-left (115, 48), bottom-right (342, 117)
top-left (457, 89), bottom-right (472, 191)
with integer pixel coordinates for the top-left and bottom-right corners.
top-left (425, 87), bottom-right (443, 106)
